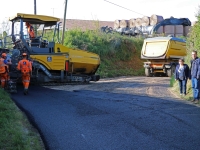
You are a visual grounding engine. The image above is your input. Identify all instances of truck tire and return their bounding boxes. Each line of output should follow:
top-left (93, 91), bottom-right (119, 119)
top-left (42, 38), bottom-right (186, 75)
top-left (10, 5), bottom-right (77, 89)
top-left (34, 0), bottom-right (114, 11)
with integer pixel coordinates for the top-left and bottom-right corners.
top-left (145, 68), bottom-right (152, 77)
top-left (167, 65), bottom-right (176, 77)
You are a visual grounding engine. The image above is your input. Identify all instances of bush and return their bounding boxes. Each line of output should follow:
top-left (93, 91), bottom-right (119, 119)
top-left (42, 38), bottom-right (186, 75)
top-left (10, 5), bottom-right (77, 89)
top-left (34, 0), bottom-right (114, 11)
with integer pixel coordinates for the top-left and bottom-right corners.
top-left (63, 29), bottom-right (144, 77)
top-left (64, 29), bottom-right (143, 60)
top-left (186, 6), bottom-right (200, 64)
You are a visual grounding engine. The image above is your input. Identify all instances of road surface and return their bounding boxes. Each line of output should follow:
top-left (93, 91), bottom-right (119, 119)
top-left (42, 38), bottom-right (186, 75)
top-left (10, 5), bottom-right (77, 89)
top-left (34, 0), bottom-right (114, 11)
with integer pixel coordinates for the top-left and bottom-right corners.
top-left (11, 77), bottom-right (200, 150)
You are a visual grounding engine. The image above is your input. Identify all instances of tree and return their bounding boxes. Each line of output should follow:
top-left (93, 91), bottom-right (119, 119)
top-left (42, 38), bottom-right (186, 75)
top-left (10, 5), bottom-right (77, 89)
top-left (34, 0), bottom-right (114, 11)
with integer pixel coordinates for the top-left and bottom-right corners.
top-left (3, 31), bottom-right (7, 38)
top-left (186, 6), bottom-right (200, 63)
top-left (0, 20), bottom-right (10, 35)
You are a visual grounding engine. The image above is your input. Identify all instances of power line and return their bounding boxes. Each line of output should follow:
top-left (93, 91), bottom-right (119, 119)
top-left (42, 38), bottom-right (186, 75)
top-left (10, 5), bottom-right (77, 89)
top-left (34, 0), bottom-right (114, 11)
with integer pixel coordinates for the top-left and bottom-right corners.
top-left (104, 0), bottom-right (146, 16)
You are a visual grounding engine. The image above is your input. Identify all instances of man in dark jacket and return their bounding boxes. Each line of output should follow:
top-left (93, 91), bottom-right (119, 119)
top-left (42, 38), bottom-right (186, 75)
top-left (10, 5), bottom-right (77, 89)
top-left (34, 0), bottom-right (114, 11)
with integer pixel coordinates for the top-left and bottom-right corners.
top-left (190, 50), bottom-right (200, 104)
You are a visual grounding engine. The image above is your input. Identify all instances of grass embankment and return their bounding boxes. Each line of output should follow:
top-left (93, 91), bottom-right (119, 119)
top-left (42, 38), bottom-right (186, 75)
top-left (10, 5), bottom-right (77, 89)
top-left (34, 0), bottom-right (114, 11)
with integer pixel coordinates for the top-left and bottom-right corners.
top-left (63, 29), bottom-right (145, 77)
top-left (170, 75), bottom-right (194, 102)
top-left (1, 30), bottom-right (145, 149)
top-left (0, 89), bottom-right (44, 149)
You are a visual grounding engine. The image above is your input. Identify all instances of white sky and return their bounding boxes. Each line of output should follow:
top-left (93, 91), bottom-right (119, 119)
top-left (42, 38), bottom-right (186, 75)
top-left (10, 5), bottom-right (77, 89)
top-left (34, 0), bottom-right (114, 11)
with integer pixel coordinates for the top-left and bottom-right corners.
top-left (0, 0), bottom-right (199, 23)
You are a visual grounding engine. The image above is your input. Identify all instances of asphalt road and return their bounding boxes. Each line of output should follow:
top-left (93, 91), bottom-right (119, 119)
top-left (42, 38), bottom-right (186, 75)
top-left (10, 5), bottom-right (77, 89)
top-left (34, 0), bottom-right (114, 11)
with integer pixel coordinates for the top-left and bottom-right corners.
top-left (11, 77), bottom-right (200, 150)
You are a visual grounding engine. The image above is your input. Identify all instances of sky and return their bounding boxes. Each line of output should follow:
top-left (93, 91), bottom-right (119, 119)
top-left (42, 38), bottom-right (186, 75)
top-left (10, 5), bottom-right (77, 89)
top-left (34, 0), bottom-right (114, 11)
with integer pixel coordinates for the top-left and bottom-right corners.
top-left (0, 0), bottom-right (199, 23)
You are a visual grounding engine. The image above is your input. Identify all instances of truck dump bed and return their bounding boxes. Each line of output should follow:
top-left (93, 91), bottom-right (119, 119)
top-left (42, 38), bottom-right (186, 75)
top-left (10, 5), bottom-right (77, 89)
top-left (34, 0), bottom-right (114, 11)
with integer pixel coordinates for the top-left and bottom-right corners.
top-left (141, 37), bottom-right (186, 59)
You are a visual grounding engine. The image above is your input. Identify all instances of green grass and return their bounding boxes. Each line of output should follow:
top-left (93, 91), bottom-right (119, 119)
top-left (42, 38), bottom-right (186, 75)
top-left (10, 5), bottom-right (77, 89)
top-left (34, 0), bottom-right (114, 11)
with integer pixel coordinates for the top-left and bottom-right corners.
top-left (170, 75), bottom-right (175, 87)
top-left (170, 77), bottom-right (196, 103)
top-left (0, 89), bottom-right (44, 150)
top-left (97, 58), bottom-right (144, 78)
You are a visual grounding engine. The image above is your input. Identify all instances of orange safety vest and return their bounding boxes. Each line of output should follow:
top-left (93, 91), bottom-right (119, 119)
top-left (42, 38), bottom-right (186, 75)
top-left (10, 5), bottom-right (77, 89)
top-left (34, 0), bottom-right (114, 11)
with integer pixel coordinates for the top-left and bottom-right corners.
top-left (0, 58), bottom-right (7, 74)
top-left (18, 59), bottom-right (32, 74)
top-left (28, 25), bottom-right (35, 38)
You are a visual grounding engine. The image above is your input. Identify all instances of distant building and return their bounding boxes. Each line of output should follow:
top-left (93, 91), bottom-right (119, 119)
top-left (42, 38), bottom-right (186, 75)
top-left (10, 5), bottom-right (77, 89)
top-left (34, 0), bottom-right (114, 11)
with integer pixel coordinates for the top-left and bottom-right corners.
top-left (60, 19), bottom-right (113, 31)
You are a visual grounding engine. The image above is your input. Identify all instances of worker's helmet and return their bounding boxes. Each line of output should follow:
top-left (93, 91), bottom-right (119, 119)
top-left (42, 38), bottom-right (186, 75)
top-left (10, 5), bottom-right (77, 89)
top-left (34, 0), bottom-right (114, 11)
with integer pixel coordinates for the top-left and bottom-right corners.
top-left (1, 53), bottom-right (6, 57)
top-left (22, 53), bottom-right (27, 56)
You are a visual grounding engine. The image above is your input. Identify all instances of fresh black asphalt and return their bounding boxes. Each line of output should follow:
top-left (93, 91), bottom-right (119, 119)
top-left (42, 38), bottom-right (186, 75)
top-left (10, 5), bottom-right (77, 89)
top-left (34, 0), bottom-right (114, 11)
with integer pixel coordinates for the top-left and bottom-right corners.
top-left (11, 85), bottom-right (200, 150)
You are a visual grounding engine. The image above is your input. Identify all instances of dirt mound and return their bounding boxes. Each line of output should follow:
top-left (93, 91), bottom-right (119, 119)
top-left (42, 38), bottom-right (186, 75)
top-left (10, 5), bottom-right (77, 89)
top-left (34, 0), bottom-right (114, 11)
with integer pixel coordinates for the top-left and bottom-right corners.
top-left (115, 54), bottom-right (144, 71)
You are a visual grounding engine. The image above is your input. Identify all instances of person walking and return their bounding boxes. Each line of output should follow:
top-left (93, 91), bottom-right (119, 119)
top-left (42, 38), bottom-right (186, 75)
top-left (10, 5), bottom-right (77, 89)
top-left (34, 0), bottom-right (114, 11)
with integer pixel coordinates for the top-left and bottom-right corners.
top-left (17, 53), bottom-right (32, 95)
top-left (175, 58), bottom-right (189, 96)
top-left (0, 53), bottom-right (12, 89)
top-left (190, 50), bottom-right (200, 104)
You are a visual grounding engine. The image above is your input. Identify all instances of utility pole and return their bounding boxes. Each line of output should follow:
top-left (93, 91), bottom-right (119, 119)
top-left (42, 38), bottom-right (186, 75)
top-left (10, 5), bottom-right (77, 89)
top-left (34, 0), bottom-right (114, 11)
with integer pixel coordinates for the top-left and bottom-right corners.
top-left (34, 0), bottom-right (37, 14)
top-left (62, 0), bottom-right (68, 45)
top-left (34, 0), bottom-right (37, 36)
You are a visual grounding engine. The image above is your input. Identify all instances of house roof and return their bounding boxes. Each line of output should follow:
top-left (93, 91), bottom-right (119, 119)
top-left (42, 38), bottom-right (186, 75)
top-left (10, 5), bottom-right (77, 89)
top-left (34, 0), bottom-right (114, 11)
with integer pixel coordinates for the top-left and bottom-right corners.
top-left (60, 19), bottom-right (114, 31)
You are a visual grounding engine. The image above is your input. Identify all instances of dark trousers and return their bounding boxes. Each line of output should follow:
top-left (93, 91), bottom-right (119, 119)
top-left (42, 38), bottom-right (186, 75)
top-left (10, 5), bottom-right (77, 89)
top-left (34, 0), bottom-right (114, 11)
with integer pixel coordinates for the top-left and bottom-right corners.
top-left (191, 78), bottom-right (200, 100)
top-left (178, 79), bottom-right (187, 94)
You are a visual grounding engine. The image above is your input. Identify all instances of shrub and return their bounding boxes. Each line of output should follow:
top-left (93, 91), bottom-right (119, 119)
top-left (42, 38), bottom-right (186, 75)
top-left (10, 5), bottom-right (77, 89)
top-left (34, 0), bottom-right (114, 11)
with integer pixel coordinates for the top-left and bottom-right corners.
top-left (64, 29), bottom-right (144, 60)
top-left (186, 6), bottom-right (200, 64)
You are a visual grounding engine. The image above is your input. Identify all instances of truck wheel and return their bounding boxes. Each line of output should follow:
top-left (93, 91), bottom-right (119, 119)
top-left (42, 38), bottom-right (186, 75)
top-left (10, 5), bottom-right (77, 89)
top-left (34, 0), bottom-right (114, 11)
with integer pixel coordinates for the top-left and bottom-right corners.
top-left (167, 65), bottom-right (176, 77)
top-left (145, 68), bottom-right (152, 77)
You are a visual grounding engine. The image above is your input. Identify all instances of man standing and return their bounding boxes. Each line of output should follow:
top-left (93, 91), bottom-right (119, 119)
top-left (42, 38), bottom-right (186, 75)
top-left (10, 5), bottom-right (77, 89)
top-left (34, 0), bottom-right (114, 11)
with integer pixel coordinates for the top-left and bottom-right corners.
top-left (0, 53), bottom-right (12, 89)
top-left (190, 50), bottom-right (200, 104)
top-left (17, 53), bottom-right (32, 95)
top-left (25, 22), bottom-right (35, 39)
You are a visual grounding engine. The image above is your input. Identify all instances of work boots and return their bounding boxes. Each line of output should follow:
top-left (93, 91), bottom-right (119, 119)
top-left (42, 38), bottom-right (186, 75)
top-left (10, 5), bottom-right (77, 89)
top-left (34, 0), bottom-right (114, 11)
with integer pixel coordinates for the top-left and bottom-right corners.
top-left (24, 89), bottom-right (28, 95)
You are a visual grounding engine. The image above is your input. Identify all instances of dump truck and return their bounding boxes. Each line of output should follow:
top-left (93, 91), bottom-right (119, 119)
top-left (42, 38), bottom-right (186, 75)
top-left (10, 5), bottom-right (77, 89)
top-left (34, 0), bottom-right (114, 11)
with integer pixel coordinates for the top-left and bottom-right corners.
top-left (0, 13), bottom-right (100, 84)
top-left (141, 37), bottom-right (187, 77)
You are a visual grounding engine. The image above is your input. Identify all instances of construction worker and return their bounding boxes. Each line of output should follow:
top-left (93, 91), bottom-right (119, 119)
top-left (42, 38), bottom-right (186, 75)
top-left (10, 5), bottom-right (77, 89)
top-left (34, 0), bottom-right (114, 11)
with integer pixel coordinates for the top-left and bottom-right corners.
top-left (0, 53), bottom-right (12, 89)
top-left (25, 22), bottom-right (35, 39)
top-left (17, 53), bottom-right (32, 95)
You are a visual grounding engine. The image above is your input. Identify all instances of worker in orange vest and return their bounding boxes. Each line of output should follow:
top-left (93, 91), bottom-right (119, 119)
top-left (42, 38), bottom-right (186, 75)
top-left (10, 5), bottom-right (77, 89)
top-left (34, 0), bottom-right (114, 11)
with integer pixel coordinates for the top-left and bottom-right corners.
top-left (0, 53), bottom-right (12, 89)
top-left (25, 22), bottom-right (35, 39)
top-left (17, 53), bottom-right (32, 95)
